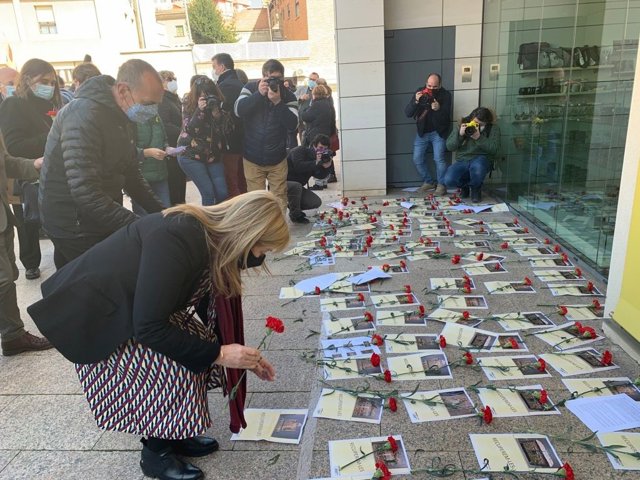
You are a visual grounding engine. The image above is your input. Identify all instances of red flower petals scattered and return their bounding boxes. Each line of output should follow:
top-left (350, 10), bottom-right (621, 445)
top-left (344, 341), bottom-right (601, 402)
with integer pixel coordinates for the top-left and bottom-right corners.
top-left (265, 316), bottom-right (285, 333)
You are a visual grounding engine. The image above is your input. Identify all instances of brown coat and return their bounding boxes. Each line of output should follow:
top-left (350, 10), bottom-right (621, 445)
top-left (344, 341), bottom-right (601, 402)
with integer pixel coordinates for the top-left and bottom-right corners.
top-left (0, 133), bottom-right (39, 232)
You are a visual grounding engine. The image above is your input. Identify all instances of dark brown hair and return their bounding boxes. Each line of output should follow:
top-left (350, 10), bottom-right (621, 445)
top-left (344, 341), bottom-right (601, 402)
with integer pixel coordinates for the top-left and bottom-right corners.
top-left (183, 76), bottom-right (224, 116)
top-left (72, 63), bottom-right (101, 85)
top-left (15, 58), bottom-right (61, 107)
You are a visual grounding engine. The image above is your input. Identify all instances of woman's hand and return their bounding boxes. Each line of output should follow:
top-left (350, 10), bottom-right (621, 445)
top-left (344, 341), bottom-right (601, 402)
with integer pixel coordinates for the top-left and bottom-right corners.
top-left (459, 124), bottom-right (467, 136)
top-left (251, 357), bottom-right (276, 381)
top-left (144, 148), bottom-right (167, 161)
top-left (198, 97), bottom-right (207, 111)
top-left (214, 344), bottom-right (261, 369)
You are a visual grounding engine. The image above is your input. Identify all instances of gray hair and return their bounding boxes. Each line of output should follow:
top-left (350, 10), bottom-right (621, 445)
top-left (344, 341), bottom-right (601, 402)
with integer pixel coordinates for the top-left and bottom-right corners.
top-left (117, 59), bottom-right (161, 89)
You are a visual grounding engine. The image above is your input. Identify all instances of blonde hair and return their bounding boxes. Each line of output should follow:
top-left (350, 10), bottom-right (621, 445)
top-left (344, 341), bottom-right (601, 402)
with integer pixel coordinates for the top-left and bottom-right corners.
top-left (163, 191), bottom-right (290, 297)
top-left (312, 85), bottom-right (330, 99)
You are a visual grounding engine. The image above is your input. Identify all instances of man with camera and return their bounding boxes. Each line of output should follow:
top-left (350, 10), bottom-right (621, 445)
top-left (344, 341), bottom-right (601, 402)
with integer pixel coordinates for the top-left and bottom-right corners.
top-left (444, 107), bottom-right (500, 203)
top-left (405, 73), bottom-right (451, 195)
top-left (234, 59), bottom-right (298, 213)
top-left (286, 134), bottom-right (332, 224)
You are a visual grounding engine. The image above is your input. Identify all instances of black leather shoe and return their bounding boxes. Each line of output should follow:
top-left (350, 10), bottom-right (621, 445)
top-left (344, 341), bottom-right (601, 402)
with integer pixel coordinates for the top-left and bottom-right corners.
top-left (171, 436), bottom-right (220, 457)
top-left (25, 268), bottom-right (40, 280)
top-left (289, 214), bottom-right (310, 224)
top-left (460, 186), bottom-right (470, 199)
top-left (140, 445), bottom-right (203, 480)
top-left (471, 187), bottom-right (481, 203)
top-left (327, 174), bottom-right (338, 183)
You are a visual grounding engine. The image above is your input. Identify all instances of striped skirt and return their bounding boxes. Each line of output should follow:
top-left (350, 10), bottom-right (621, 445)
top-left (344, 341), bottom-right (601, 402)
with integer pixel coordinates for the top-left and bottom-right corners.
top-left (76, 279), bottom-right (225, 439)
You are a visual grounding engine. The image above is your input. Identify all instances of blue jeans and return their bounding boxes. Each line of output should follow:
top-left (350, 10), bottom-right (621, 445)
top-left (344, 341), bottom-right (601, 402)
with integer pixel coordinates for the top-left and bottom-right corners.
top-left (412, 131), bottom-right (447, 184)
top-left (132, 179), bottom-right (170, 215)
top-left (178, 156), bottom-right (228, 206)
top-left (443, 155), bottom-right (490, 189)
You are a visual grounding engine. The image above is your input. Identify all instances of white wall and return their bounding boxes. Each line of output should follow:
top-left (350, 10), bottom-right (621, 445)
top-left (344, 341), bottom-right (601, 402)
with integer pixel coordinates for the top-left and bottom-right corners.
top-left (334, 0), bottom-right (387, 196)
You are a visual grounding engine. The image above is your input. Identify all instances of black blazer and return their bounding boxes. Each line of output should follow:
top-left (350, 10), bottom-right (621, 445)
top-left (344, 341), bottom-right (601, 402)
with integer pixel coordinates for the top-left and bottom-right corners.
top-left (27, 213), bottom-right (221, 373)
top-left (300, 98), bottom-right (335, 146)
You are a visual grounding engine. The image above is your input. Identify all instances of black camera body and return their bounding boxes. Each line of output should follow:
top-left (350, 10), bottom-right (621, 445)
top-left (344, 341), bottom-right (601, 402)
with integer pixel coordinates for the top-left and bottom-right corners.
top-left (464, 120), bottom-right (480, 137)
top-left (417, 87), bottom-right (438, 109)
top-left (204, 94), bottom-right (220, 110)
top-left (267, 76), bottom-right (283, 93)
top-left (320, 151), bottom-right (334, 162)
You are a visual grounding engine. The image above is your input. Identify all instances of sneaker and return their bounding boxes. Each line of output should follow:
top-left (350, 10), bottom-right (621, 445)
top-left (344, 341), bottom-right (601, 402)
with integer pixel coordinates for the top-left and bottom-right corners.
top-left (1, 331), bottom-right (53, 356)
top-left (417, 182), bottom-right (436, 194)
top-left (460, 186), bottom-right (470, 199)
top-left (25, 268), bottom-right (40, 280)
top-left (434, 184), bottom-right (447, 196)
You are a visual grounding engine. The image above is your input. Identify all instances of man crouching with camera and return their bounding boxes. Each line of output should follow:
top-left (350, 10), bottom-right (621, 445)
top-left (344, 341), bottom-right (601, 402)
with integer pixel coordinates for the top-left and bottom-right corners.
top-left (444, 107), bottom-right (500, 203)
top-left (286, 134), bottom-right (333, 224)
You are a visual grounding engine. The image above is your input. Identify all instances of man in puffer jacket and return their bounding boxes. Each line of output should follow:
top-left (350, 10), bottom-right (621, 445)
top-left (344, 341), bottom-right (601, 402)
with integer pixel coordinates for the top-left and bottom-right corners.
top-left (39, 59), bottom-right (164, 269)
top-left (234, 59), bottom-right (298, 214)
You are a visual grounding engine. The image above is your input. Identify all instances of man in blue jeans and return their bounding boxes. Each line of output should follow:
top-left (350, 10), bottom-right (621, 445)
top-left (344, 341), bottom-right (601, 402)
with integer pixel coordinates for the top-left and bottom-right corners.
top-left (405, 73), bottom-right (451, 195)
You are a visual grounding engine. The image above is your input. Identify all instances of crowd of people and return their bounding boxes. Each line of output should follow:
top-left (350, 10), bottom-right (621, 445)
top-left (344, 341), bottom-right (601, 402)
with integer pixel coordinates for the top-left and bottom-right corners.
top-left (0, 55), bottom-right (340, 479)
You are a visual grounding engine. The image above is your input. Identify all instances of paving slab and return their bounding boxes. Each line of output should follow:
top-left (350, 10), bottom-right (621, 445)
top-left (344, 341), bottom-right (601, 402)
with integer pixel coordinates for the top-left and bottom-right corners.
top-left (192, 451), bottom-right (300, 479)
top-left (0, 350), bottom-right (80, 395)
top-left (0, 451), bottom-right (18, 475)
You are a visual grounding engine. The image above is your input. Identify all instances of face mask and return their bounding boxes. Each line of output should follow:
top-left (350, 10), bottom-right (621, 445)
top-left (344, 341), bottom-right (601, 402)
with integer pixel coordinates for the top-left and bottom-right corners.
top-left (167, 80), bottom-right (178, 93)
top-left (238, 251), bottom-right (266, 269)
top-left (126, 103), bottom-right (158, 123)
top-left (308, 80), bottom-right (317, 89)
top-left (4, 85), bottom-right (15, 97)
top-left (212, 70), bottom-right (220, 82)
top-left (32, 83), bottom-right (55, 100)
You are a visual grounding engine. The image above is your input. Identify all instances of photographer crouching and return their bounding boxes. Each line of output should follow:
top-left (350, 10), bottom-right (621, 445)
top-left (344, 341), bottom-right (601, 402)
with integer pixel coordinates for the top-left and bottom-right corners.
top-left (286, 134), bottom-right (333, 224)
top-left (405, 73), bottom-right (451, 195)
top-left (444, 107), bottom-right (500, 203)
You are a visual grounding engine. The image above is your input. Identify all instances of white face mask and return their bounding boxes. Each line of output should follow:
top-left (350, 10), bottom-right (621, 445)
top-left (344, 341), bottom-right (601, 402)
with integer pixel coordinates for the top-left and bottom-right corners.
top-left (211, 70), bottom-right (220, 82)
top-left (167, 80), bottom-right (178, 93)
top-left (32, 83), bottom-right (55, 101)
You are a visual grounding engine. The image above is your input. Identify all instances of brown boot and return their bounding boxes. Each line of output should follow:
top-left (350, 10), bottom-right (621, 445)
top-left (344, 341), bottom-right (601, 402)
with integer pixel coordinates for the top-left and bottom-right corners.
top-left (1, 332), bottom-right (53, 356)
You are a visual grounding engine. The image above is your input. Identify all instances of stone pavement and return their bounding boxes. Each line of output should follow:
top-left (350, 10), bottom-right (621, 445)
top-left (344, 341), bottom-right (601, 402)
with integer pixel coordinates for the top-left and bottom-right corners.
top-left (1, 181), bottom-right (638, 480)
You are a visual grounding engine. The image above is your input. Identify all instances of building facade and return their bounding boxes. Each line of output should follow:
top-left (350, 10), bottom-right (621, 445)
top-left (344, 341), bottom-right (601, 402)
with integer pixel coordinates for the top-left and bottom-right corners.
top-left (268, 0), bottom-right (308, 40)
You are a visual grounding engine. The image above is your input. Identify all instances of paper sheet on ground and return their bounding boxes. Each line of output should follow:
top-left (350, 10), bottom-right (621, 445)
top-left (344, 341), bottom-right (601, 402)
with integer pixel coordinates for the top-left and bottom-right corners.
top-left (597, 432), bottom-right (640, 470)
top-left (321, 336), bottom-right (380, 359)
top-left (540, 348), bottom-right (619, 376)
top-left (322, 357), bottom-right (383, 381)
top-left (548, 283), bottom-right (604, 297)
top-left (230, 409), bottom-right (308, 444)
top-left (427, 308), bottom-right (482, 327)
top-left (529, 257), bottom-right (574, 268)
top-left (322, 314), bottom-right (376, 337)
top-left (561, 377), bottom-right (640, 402)
top-left (463, 262), bottom-right (508, 276)
top-left (515, 247), bottom-right (557, 257)
top-left (440, 323), bottom-right (527, 353)
top-left (534, 322), bottom-right (603, 351)
top-left (476, 385), bottom-right (559, 417)
top-left (320, 296), bottom-right (366, 312)
top-left (451, 204), bottom-right (493, 213)
top-left (437, 295), bottom-right (488, 309)
top-left (508, 237), bottom-right (542, 246)
top-left (534, 269), bottom-right (584, 282)
top-left (347, 268), bottom-right (392, 285)
top-left (384, 334), bottom-right (440, 354)
top-left (402, 388), bottom-right (477, 423)
top-left (484, 281), bottom-right (536, 294)
top-left (313, 389), bottom-right (383, 424)
top-left (454, 240), bottom-right (492, 249)
top-left (494, 312), bottom-right (555, 331)
top-left (279, 287), bottom-right (305, 300)
top-left (376, 309), bottom-right (426, 326)
top-left (469, 434), bottom-right (564, 473)
top-left (479, 355), bottom-right (551, 381)
top-left (370, 293), bottom-right (420, 309)
top-left (430, 277), bottom-right (476, 291)
top-left (386, 351), bottom-right (452, 380)
top-left (566, 394), bottom-right (640, 432)
top-left (461, 253), bottom-right (505, 263)
top-left (328, 435), bottom-right (411, 478)
top-left (563, 304), bottom-right (606, 321)
top-left (294, 273), bottom-right (343, 294)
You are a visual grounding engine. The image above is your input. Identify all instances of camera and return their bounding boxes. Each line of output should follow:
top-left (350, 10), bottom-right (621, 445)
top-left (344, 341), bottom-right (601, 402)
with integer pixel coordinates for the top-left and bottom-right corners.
top-left (320, 151), bottom-right (334, 162)
top-left (464, 120), bottom-right (480, 137)
top-left (204, 94), bottom-right (220, 110)
top-left (267, 76), bottom-right (283, 93)
top-left (417, 87), bottom-right (437, 108)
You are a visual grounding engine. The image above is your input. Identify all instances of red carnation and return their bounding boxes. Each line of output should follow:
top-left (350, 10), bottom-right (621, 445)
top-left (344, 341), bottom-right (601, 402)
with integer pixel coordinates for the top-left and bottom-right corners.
top-left (405, 294), bottom-right (413, 304)
top-left (314, 286), bottom-right (321, 295)
top-left (319, 213), bottom-right (325, 220)
top-left (482, 406), bottom-right (493, 424)
top-left (587, 281), bottom-right (595, 292)
top-left (265, 316), bottom-right (285, 333)
top-left (536, 358), bottom-right (547, 372)
top-left (364, 311), bottom-right (374, 322)
top-left (463, 275), bottom-right (472, 283)
top-left (383, 369), bottom-right (392, 383)
top-left (558, 462), bottom-right (575, 480)
top-left (592, 299), bottom-right (601, 309)
top-left (386, 436), bottom-right (398, 452)
top-left (357, 293), bottom-right (365, 302)
top-left (324, 249), bottom-right (331, 257)
top-left (523, 277), bottom-right (532, 286)
top-left (370, 353), bottom-right (381, 367)
top-left (476, 252), bottom-right (484, 261)
top-left (439, 335), bottom-right (447, 348)
top-left (508, 337), bottom-right (519, 349)
top-left (327, 218), bottom-right (333, 225)
top-left (434, 247), bottom-right (441, 254)
top-left (383, 201), bottom-right (389, 206)
top-left (374, 462), bottom-right (392, 479)
top-left (382, 264), bottom-right (391, 272)
top-left (370, 216), bottom-right (377, 223)
top-left (539, 389), bottom-right (548, 404)
top-left (575, 268), bottom-right (582, 277)
top-left (601, 350), bottom-right (613, 366)
top-left (351, 200), bottom-right (356, 205)
top-left (500, 242), bottom-right (509, 250)
top-left (399, 245), bottom-right (406, 253)
top-left (371, 334), bottom-right (384, 346)
top-left (554, 245), bottom-right (561, 253)
top-left (462, 311), bottom-right (470, 319)
top-left (463, 286), bottom-right (472, 294)
top-left (544, 238), bottom-right (551, 244)
top-left (523, 227), bottom-right (529, 233)
top-left (399, 260), bottom-right (407, 268)
top-left (418, 305), bottom-right (425, 315)
top-left (424, 237), bottom-right (432, 245)
top-left (561, 253), bottom-right (569, 263)
top-left (404, 285), bottom-right (412, 294)
top-left (493, 263), bottom-right (501, 271)
top-left (389, 224), bottom-right (395, 231)
top-left (513, 218), bottom-right (519, 225)
top-left (452, 255), bottom-right (461, 264)
top-left (361, 196), bottom-right (367, 201)
top-left (464, 351), bottom-right (474, 365)
top-left (583, 327), bottom-right (597, 339)
top-left (559, 306), bottom-right (568, 316)
top-left (388, 397), bottom-right (397, 412)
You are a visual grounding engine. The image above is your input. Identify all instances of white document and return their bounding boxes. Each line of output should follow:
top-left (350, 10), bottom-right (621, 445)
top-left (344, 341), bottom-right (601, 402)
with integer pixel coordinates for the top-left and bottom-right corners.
top-left (294, 273), bottom-right (342, 294)
top-left (566, 394), bottom-right (640, 432)
top-left (400, 201), bottom-right (415, 209)
top-left (348, 268), bottom-right (392, 285)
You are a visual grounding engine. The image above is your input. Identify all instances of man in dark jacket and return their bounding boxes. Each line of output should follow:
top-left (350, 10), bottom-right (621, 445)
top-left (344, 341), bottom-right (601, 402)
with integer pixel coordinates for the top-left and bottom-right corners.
top-left (39, 59), bottom-right (165, 269)
top-left (212, 53), bottom-right (247, 198)
top-left (234, 59), bottom-right (298, 213)
top-left (286, 134), bottom-right (332, 224)
top-left (158, 70), bottom-right (186, 205)
top-left (0, 133), bottom-right (53, 356)
top-left (404, 73), bottom-right (451, 196)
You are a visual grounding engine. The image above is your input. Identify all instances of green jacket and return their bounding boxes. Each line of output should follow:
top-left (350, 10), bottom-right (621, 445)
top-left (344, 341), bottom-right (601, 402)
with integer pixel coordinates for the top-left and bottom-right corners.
top-left (446, 123), bottom-right (501, 162)
top-left (136, 115), bottom-right (168, 183)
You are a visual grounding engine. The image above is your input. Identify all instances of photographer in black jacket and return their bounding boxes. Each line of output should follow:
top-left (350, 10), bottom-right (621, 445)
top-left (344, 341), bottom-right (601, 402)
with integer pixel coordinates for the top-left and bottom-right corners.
top-left (404, 73), bottom-right (451, 195)
top-left (286, 134), bottom-right (332, 224)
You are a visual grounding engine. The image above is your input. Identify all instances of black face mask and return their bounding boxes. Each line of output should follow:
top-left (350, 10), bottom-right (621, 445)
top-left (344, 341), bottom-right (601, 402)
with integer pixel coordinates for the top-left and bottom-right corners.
top-left (239, 251), bottom-right (266, 269)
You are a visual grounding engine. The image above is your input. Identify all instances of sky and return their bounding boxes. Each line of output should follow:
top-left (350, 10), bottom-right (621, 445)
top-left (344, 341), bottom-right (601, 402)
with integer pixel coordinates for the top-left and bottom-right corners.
top-left (249, 0), bottom-right (263, 6)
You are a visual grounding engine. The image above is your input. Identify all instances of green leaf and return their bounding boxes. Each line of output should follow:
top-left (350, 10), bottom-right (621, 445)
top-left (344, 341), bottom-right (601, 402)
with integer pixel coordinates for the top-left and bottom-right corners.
top-left (188, 0), bottom-right (237, 44)
top-left (266, 454), bottom-right (280, 466)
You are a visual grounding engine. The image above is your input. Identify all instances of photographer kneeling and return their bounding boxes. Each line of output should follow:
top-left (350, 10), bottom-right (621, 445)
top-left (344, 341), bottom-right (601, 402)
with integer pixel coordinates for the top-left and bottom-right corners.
top-left (286, 134), bottom-right (333, 224)
top-left (444, 107), bottom-right (500, 203)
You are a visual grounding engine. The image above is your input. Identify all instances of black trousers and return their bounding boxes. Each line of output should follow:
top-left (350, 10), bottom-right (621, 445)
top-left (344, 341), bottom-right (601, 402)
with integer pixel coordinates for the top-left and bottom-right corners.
top-left (11, 204), bottom-right (41, 270)
top-left (287, 181), bottom-right (322, 217)
top-left (166, 156), bottom-right (186, 205)
top-left (51, 235), bottom-right (104, 270)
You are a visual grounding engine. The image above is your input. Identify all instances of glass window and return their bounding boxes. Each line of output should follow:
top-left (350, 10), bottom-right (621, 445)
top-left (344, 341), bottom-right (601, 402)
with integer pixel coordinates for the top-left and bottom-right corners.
top-left (481, 0), bottom-right (640, 276)
top-left (35, 5), bottom-right (57, 35)
top-left (295, 0), bottom-right (300, 18)
top-left (175, 25), bottom-right (185, 37)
